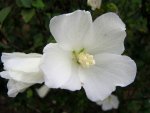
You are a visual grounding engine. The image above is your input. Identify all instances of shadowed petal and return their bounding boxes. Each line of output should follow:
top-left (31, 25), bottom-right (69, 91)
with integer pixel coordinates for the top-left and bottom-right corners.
top-left (7, 79), bottom-right (33, 97)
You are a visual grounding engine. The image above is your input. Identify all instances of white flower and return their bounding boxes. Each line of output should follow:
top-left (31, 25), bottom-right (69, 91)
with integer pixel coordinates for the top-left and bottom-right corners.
top-left (36, 85), bottom-right (50, 98)
top-left (87, 0), bottom-right (102, 10)
top-left (96, 94), bottom-right (119, 111)
top-left (41, 10), bottom-right (137, 102)
top-left (0, 52), bottom-right (44, 97)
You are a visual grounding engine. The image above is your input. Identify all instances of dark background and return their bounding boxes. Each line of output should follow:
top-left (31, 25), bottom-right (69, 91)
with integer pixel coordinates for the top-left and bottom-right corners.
top-left (0, 0), bottom-right (150, 113)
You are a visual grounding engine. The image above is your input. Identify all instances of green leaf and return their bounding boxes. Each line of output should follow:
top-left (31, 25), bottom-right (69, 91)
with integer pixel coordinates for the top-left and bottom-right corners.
top-left (16, 0), bottom-right (23, 7)
top-left (26, 89), bottom-right (33, 98)
top-left (33, 33), bottom-right (43, 48)
top-left (106, 3), bottom-right (118, 12)
top-left (127, 101), bottom-right (141, 112)
top-left (20, 0), bottom-right (32, 8)
top-left (0, 7), bottom-right (11, 24)
top-left (32, 0), bottom-right (45, 9)
top-left (21, 9), bottom-right (35, 23)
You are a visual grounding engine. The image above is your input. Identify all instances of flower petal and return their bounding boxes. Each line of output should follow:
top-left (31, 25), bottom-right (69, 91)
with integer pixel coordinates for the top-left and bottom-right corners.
top-left (60, 64), bottom-right (81, 91)
top-left (1, 52), bottom-right (44, 84)
top-left (110, 95), bottom-right (119, 109)
top-left (0, 70), bottom-right (43, 84)
top-left (102, 95), bottom-right (119, 111)
top-left (0, 71), bottom-right (11, 79)
top-left (50, 10), bottom-right (92, 50)
top-left (102, 100), bottom-right (113, 111)
top-left (36, 85), bottom-right (50, 98)
top-left (79, 54), bottom-right (136, 101)
top-left (41, 43), bottom-right (72, 88)
top-left (94, 53), bottom-right (137, 87)
top-left (87, 0), bottom-right (102, 10)
top-left (3, 53), bottom-right (42, 73)
top-left (96, 100), bottom-right (103, 105)
top-left (1, 52), bottom-right (42, 63)
top-left (8, 71), bottom-right (44, 83)
top-left (7, 79), bottom-right (32, 97)
top-left (96, 94), bottom-right (119, 111)
top-left (85, 12), bottom-right (126, 55)
top-left (79, 66), bottom-right (116, 101)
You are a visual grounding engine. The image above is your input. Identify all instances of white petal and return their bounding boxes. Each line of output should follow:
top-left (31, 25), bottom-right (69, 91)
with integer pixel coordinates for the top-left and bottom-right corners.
top-left (41, 43), bottom-right (72, 88)
top-left (60, 64), bottom-right (81, 91)
top-left (79, 66), bottom-right (116, 101)
top-left (102, 95), bottom-right (119, 111)
top-left (3, 55), bottom-right (42, 73)
top-left (1, 52), bottom-right (44, 83)
top-left (94, 53), bottom-right (137, 87)
top-left (87, 0), bottom-right (102, 10)
top-left (102, 99), bottom-right (113, 111)
top-left (7, 79), bottom-right (33, 97)
top-left (96, 94), bottom-right (119, 111)
top-left (110, 95), bottom-right (119, 109)
top-left (8, 71), bottom-right (44, 83)
top-left (36, 85), bottom-right (50, 98)
top-left (85, 12), bottom-right (126, 55)
top-left (96, 100), bottom-right (103, 105)
top-left (0, 71), bottom-right (11, 79)
top-left (79, 53), bottom-right (136, 102)
top-left (50, 10), bottom-right (92, 50)
top-left (1, 52), bottom-right (42, 63)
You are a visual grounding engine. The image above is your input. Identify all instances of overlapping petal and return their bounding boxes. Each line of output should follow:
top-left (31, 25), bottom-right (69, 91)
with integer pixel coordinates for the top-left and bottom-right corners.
top-left (36, 85), bottom-right (50, 98)
top-left (110, 95), bottom-right (119, 109)
top-left (41, 43), bottom-right (73, 88)
top-left (84, 13), bottom-right (126, 55)
top-left (1, 52), bottom-right (44, 83)
top-left (0, 52), bottom-right (44, 97)
top-left (50, 10), bottom-right (92, 51)
top-left (94, 53), bottom-right (136, 86)
top-left (2, 52), bottom-right (42, 63)
top-left (42, 43), bottom-right (82, 90)
top-left (96, 94), bottom-right (119, 111)
top-left (60, 64), bottom-right (81, 91)
top-left (79, 53), bottom-right (136, 101)
top-left (7, 79), bottom-right (33, 97)
top-left (2, 53), bottom-right (42, 73)
top-left (79, 66), bottom-right (116, 101)
top-left (0, 71), bottom-right (11, 79)
top-left (8, 71), bottom-right (43, 83)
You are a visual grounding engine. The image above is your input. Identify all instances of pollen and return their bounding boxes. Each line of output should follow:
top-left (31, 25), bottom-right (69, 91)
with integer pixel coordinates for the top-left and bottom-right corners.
top-left (73, 49), bottom-right (95, 68)
top-left (78, 52), bottom-right (95, 68)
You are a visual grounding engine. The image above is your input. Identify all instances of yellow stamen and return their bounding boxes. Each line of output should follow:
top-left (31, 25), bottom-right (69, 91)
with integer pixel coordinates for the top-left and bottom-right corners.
top-left (73, 49), bottom-right (95, 68)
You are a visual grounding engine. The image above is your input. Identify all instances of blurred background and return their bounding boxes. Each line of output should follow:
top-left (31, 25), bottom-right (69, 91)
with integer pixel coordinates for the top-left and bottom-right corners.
top-left (0, 0), bottom-right (150, 113)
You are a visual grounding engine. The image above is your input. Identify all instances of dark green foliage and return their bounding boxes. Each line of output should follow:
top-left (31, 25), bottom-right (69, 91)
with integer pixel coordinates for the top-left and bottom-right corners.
top-left (0, 6), bottom-right (11, 24)
top-left (0, 0), bottom-right (150, 113)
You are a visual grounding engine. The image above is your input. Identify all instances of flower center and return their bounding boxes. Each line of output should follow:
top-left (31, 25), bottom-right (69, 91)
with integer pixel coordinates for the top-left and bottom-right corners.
top-left (73, 49), bottom-right (95, 68)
